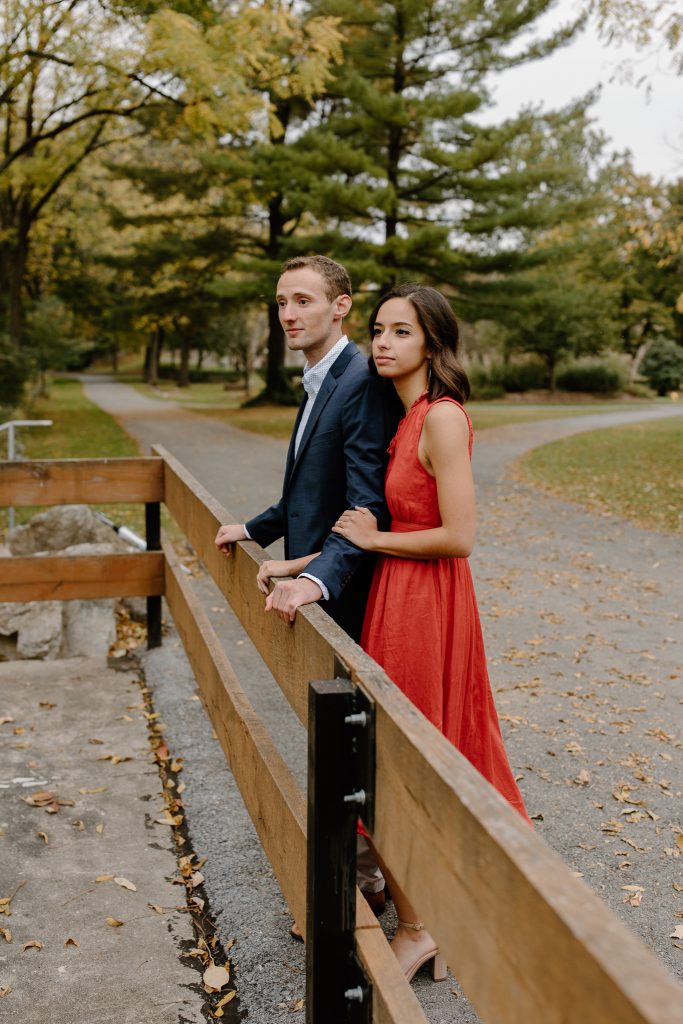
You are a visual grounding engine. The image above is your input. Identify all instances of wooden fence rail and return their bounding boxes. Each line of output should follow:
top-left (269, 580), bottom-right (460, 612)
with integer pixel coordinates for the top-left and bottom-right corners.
top-left (1, 454), bottom-right (681, 1024)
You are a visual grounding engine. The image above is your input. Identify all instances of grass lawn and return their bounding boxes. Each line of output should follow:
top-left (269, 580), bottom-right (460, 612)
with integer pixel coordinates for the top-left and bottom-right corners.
top-left (1, 378), bottom-right (146, 538)
top-left (130, 379), bottom-right (255, 408)
top-left (195, 395), bottom-right (663, 441)
top-left (517, 415), bottom-right (683, 535)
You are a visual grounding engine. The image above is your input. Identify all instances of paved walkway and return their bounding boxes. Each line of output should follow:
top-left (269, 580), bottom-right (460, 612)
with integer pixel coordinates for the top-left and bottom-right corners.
top-left (0, 659), bottom-right (207, 1023)
top-left (18, 379), bottom-right (683, 1021)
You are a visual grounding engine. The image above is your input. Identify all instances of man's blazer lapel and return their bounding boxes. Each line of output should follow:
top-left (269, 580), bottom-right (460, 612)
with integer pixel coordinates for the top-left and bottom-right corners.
top-left (283, 394), bottom-right (307, 491)
top-left (289, 342), bottom-right (360, 475)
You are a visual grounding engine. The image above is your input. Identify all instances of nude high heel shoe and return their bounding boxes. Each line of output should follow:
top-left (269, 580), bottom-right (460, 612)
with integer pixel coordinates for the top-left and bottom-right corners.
top-left (394, 920), bottom-right (447, 983)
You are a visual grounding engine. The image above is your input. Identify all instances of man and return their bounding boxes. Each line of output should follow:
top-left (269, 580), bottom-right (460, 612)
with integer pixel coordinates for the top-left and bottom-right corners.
top-left (215, 255), bottom-right (398, 919)
top-left (214, 254), bottom-right (400, 641)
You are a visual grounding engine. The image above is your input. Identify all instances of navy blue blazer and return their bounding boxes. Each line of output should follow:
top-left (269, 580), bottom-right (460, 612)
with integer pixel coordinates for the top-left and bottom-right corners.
top-left (246, 342), bottom-right (401, 639)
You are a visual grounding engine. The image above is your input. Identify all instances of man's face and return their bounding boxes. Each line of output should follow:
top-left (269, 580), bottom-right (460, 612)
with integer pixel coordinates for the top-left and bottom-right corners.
top-left (276, 267), bottom-right (350, 364)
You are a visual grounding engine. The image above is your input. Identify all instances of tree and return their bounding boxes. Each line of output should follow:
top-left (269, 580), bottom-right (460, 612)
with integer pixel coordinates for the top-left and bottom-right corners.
top-left (1, 0), bottom-right (155, 348)
top-left (609, 171), bottom-right (683, 356)
top-left (0, 0), bottom-right (290, 357)
top-left (278, 0), bottom-right (596, 307)
top-left (640, 337), bottom-right (683, 393)
top-left (95, 2), bottom-right (343, 402)
top-left (590, 0), bottom-right (683, 76)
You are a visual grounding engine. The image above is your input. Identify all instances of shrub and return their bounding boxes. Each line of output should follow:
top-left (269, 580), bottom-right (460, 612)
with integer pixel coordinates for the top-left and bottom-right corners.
top-left (623, 381), bottom-right (654, 398)
top-left (0, 338), bottom-right (29, 411)
top-left (468, 365), bottom-right (504, 400)
top-left (554, 357), bottom-right (626, 394)
top-left (501, 359), bottom-right (548, 392)
top-left (640, 339), bottom-right (683, 396)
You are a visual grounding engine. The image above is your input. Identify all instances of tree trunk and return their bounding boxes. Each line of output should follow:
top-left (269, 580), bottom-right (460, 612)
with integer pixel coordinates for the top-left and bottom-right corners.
top-left (178, 331), bottom-right (191, 387)
top-left (245, 98), bottom-right (298, 406)
top-left (146, 326), bottom-right (161, 385)
top-left (243, 349), bottom-right (251, 398)
top-left (1, 228), bottom-right (30, 349)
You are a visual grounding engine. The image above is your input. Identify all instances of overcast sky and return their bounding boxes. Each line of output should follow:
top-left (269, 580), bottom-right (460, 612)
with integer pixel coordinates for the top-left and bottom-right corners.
top-left (489, 2), bottom-right (682, 182)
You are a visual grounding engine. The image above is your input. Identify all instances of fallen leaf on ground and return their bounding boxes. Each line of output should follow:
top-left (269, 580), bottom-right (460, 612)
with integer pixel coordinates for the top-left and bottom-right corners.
top-left (38, 702), bottom-right (56, 710)
top-left (23, 791), bottom-right (57, 807)
top-left (97, 755), bottom-right (132, 765)
top-left (71, 820), bottom-right (85, 831)
top-left (147, 904), bottom-right (165, 914)
top-left (23, 940), bottom-right (43, 951)
top-left (95, 875), bottom-right (114, 883)
top-left (0, 928), bottom-right (11, 943)
top-left (0, 717), bottom-right (14, 725)
top-left (64, 937), bottom-right (79, 947)
top-left (36, 832), bottom-right (48, 844)
top-left (95, 823), bottom-right (104, 834)
top-left (203, 964), bottom-right (230, 992)
top-left (0, 985), bottom-right (11, 997)
top-left (105, 918), bottom-right (124, 927)
top-left (114, 877), bottom-right (137, 892)
top-left (213, 990), bottom-right (236, 1017)
top-left (291, 998), bottom-right (305, 1012)
top-left (79, 787), bottom-right (107, 795)
top-left (671, 926), bottom-right (683, 940)
top-left (186, 947), bottom-right (209, 961)
top-left (154, 812), bottom-right (183, 827)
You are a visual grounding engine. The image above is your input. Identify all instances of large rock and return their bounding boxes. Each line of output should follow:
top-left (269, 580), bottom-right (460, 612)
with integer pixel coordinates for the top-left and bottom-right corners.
top-left (62, 599), bottom-right (117, 659)
top-left (1, 510), bottom-right (139, 661)
top-left (8, 505), bottom-right (133, 556)
top-left (0, 602), bottom-right (63, 660)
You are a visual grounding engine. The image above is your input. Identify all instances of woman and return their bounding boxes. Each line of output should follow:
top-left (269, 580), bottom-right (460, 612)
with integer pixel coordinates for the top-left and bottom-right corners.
top-left (259, 283), bottom-right (530, 981)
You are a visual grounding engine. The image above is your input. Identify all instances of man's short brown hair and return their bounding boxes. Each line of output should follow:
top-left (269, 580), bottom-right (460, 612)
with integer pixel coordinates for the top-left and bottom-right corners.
top-left (280, 255), bottom-right (352, 301)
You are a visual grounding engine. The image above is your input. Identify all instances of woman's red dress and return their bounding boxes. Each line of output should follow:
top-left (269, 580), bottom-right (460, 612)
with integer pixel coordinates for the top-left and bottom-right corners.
top-left (361, 394), bottom-right (530, 822)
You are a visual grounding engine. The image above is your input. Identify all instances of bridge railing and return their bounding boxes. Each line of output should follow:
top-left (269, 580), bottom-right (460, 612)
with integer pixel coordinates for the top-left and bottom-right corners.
top-left (1, 452), bottom-right (680, 1024)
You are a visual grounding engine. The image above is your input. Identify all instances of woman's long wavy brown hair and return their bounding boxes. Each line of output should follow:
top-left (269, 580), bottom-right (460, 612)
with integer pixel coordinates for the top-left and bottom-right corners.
top-left (368, 283), bottom-right (470, 404)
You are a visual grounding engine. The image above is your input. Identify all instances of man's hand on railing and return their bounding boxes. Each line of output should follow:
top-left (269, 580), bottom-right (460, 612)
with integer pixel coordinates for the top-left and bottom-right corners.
top-left (215, 523), bottom-right (247, 554)
top-left (265, 578), bottom-right (322, 624)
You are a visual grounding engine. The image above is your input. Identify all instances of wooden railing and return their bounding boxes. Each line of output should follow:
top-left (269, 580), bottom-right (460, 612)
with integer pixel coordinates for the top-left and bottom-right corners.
top-left (1, 453), bottom-right (681, 1024)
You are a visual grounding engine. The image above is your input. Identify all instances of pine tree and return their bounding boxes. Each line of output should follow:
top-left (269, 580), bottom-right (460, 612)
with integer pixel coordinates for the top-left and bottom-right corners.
top-left (292, 0), bottom-right (600, 320)
top-left (94, 1), bottom-right (343, 402)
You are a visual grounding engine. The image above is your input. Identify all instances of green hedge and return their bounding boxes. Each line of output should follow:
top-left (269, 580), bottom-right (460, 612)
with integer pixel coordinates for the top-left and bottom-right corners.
top-left (640, 339), bottom-right (683, 396)
top-left (554, 357), bottom-right (626, 394)
top-left (468, 358), bottom-right (547, 399)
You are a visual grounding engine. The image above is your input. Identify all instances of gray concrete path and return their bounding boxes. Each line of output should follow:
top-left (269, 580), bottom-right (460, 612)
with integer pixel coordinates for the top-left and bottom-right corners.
top-left (80, 380), bottom-right (683, 1020)
top-left (0, 658), bottom-right (208, 1024)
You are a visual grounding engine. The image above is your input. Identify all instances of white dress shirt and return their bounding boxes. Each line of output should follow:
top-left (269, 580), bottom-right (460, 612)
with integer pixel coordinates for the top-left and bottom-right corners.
top-left (294, 336), bottom-right (349, 456)
top-left (246, 336), bottom-right (350, 602)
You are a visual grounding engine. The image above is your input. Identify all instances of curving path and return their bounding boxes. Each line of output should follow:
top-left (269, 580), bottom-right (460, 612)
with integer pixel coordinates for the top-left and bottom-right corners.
top-left (82, 376), bottom-right (683, 1022)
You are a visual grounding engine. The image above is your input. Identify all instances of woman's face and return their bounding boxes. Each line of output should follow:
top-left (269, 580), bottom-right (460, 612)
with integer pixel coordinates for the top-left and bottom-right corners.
top-left (372, 297), bottom-right (429, 384)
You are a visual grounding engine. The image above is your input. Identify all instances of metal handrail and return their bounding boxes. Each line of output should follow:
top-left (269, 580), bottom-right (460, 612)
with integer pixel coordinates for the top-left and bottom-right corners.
top-left (1, 419), bottom-right (53, 530)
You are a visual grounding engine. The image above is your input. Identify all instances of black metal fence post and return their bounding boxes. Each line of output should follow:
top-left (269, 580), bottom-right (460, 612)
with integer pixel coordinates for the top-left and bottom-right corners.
top-left (306, 679), bottom-right (373, 1024)
top-left (145, 501), bottom-right (162, 649)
